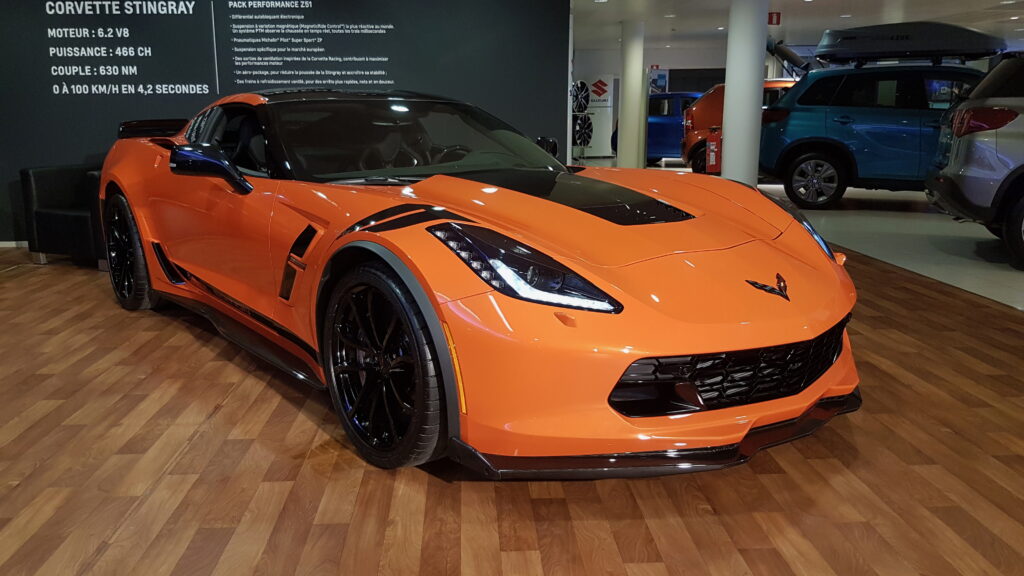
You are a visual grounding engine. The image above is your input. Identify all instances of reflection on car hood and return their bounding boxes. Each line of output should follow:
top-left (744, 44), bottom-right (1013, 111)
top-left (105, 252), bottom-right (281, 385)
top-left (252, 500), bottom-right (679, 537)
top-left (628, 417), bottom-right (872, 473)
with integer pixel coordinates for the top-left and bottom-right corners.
top-left (394, 167), bottom-right (787, 268)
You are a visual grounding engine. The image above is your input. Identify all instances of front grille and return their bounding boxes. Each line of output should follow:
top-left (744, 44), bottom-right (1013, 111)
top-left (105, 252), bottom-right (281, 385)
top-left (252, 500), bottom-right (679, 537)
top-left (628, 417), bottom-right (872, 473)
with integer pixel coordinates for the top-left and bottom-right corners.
top-left (609, 315), bottom-right (850, 417)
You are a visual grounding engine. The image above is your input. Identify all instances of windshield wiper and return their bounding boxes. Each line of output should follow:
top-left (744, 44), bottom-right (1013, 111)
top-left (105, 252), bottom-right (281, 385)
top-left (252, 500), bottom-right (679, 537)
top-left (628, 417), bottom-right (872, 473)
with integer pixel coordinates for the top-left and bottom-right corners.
top-left (330, 176), bottom-right (426, 186)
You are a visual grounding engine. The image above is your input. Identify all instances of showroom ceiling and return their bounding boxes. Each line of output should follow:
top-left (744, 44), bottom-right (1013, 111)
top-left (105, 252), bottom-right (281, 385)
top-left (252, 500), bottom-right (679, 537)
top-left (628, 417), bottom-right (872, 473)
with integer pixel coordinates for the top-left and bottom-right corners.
top-left (574, 0), bottom-right (1024, 50)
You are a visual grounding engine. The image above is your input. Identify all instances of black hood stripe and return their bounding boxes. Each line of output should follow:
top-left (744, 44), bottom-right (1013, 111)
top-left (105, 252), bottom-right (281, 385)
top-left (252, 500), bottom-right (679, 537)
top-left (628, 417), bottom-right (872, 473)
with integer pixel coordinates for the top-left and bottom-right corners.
top-left (339, 203), bottom-right (434, 236)
top-left (452, 169), bottom-right (693, 226)
top-left (363, 209), bottom-right (473, 233)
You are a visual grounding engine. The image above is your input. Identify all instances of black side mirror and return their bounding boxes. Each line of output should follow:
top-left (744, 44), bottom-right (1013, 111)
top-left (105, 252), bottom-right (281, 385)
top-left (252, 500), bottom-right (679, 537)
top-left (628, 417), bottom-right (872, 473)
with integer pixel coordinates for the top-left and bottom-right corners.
top-left (169, 144), bottom-right (253, 194)
top-left (535, 136), bottom-right (558, 157)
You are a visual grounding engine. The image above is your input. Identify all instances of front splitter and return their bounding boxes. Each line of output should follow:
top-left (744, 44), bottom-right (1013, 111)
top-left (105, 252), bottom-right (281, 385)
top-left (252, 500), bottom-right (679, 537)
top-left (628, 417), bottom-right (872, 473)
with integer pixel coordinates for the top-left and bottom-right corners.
top-left (449, 389), bottom-right (861, 480)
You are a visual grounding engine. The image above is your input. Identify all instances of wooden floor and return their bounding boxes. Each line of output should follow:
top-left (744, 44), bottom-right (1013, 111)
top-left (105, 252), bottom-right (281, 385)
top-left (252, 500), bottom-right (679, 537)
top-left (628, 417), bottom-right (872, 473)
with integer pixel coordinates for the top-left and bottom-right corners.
top-left (0, 248), bottom-right (1022, 576)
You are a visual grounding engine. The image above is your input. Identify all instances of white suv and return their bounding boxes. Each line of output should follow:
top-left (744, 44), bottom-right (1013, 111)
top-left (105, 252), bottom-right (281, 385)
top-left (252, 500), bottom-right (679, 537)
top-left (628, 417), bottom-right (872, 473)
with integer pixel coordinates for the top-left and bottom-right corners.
top-left (927, 56), bottom-right (1024, 266)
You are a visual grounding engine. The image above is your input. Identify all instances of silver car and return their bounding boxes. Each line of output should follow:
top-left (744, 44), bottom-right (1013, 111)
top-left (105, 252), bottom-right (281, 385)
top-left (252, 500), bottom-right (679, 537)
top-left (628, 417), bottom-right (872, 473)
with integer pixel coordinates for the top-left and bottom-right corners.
top-left (927, 56), bottom-right (1024, 265)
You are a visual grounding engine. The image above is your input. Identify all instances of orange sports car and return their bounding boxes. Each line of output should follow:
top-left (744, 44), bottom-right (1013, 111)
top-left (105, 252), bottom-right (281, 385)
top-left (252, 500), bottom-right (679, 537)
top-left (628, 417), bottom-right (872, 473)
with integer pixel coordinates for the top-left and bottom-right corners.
top-left (100, 89), bottom-right (859, 478)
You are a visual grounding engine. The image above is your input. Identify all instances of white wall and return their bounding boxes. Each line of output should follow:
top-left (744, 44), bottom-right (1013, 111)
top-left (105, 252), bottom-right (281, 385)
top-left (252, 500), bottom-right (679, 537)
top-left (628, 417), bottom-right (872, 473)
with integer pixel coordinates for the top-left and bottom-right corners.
top-left (574, 39), bottom-right (729, 82)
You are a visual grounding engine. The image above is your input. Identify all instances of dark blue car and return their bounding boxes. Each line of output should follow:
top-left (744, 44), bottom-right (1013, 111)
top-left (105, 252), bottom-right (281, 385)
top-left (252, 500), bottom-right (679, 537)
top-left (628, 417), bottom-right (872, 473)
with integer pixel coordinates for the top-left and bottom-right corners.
top-left (613, 91), bottom-right (703, 165)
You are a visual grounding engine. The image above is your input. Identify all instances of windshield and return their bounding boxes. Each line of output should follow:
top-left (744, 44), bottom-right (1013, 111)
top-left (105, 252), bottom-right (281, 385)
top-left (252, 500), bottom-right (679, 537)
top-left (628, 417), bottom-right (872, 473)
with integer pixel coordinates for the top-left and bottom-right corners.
top-left (269, 99), bottom-right (565, 183)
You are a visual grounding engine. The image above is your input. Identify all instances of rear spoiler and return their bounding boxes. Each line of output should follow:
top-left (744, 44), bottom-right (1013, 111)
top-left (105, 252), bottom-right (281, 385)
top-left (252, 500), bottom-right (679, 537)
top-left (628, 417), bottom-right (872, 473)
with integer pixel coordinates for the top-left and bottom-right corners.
top-left (118, 118), bottom-right (188, 139)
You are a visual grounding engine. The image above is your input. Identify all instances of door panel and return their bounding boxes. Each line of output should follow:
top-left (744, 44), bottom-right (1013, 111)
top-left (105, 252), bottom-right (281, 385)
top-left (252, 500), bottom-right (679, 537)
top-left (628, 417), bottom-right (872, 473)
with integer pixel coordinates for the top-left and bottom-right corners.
top-left (147, 168), bottom-right (280, 318)
top-left (826, 72), bottom-right (924, 181)
top-left (647, 97), bottom-right (680, 159)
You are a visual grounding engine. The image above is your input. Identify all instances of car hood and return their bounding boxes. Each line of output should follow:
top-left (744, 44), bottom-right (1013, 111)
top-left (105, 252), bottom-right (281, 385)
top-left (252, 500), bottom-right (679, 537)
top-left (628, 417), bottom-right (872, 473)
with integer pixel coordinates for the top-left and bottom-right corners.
top-left (396, 167), bottom-right (786, 268)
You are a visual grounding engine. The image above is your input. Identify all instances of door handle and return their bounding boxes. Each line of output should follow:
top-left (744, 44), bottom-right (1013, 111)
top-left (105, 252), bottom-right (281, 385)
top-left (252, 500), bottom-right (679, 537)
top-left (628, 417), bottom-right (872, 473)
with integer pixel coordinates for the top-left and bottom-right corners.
top-left (832, 115), bottom-right (854, 125)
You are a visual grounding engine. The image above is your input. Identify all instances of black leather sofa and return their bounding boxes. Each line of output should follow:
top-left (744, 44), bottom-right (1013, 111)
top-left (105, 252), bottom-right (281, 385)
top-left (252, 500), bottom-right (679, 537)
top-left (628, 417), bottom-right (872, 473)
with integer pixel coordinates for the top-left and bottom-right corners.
top-left (20, 164), bottom-right (104, 265)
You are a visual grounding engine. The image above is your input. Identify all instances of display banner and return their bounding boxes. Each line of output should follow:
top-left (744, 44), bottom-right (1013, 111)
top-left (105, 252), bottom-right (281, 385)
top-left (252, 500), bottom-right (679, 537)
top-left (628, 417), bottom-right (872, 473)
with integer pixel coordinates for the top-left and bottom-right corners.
top-left (0, 0), bottom-right (570, 241)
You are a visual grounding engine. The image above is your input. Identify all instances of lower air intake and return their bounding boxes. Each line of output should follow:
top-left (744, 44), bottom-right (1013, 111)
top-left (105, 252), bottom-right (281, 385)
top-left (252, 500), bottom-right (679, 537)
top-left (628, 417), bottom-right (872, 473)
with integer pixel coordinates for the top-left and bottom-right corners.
top-left (609, 315), bottom-right (850, 417)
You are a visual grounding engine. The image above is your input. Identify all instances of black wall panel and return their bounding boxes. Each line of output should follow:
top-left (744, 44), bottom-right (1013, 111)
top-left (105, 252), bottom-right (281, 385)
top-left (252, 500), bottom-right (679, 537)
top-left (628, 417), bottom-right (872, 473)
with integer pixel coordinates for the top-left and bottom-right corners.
top-left (0, 0), bottom-right (570, 241)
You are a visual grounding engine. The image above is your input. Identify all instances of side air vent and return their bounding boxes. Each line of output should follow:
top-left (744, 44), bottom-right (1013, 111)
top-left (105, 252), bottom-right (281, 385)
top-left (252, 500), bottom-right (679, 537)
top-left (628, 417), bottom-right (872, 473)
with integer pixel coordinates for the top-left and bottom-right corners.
top-left (151, 242), bottom-right (186, 284)
top-left (290, 225), bottom-right (317, 258)
top-left (279, 225), bottom-right (318, 301)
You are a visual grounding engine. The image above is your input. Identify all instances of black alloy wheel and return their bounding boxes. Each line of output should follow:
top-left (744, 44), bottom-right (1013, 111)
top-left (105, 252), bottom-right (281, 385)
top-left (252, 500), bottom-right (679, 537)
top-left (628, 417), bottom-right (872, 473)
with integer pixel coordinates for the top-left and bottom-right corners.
top-left (104, 194), bottom-right (161, 310)
top-left (323, 263), bottom-right (444, 468)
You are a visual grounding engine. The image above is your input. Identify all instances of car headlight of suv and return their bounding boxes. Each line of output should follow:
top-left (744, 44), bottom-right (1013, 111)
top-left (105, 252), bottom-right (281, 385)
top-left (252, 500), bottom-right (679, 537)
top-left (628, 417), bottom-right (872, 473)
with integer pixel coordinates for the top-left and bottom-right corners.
top-left (427, 222), bottom-right (623, 313)
top-left (761, 192), bottom-right (835, 261)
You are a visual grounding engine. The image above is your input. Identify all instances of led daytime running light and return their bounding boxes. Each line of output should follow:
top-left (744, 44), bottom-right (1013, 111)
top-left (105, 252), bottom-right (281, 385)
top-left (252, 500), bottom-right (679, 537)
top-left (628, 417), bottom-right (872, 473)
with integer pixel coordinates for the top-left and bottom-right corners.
top-left (489, 259), bottom-right (616, 312)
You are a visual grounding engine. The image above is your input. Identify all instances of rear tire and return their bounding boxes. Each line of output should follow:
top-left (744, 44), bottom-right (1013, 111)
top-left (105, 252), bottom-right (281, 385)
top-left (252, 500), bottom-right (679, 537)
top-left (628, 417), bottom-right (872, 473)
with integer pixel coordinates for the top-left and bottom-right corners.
top-left (104, 194), bottom-right (162, 310)
top-left (784, 152), bottom-right (848, 209)
top-left (321, 262), bottom-right (445, 468)
top-left (1006, 197), bottom-right (1024, 267)
top-left (985, 223), bottom-right (1004, 240)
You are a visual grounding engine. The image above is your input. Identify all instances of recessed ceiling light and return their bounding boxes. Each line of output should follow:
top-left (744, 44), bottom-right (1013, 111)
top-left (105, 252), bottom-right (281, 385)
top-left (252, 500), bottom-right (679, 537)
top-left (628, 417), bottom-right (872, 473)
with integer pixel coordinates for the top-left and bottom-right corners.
top-left (594, 0), bottom-right (608, 3)
top-left (717, 26), bottom-right (725, 30)
top-left (1002, 1), bottom-right (1016, 4)
top-left (840, 14), bottom-right (852, 18)
top-left (664, 14), bottom-right (676, 18)
top-left (665, 45), bottom-right (672, 48)
top-left (1013, 15), bottom-right (1021, 19)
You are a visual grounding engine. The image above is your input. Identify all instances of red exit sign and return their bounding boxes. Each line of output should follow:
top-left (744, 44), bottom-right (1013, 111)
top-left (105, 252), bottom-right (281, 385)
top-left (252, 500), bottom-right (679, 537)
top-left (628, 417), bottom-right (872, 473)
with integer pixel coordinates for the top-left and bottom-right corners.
top-left (768, 12), bottom-right (781, 25)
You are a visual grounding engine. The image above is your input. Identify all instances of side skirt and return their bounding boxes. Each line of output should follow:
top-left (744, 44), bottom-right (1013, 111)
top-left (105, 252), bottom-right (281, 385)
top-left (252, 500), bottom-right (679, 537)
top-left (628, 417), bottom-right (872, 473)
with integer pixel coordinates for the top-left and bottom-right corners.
top-left (161, 293), bottom-right (326, 390)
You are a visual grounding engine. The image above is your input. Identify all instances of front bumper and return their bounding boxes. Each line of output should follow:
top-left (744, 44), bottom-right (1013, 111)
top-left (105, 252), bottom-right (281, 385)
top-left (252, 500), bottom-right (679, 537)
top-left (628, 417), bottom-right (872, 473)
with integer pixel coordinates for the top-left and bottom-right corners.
top-left (450, 389), bottom-right (861, 479)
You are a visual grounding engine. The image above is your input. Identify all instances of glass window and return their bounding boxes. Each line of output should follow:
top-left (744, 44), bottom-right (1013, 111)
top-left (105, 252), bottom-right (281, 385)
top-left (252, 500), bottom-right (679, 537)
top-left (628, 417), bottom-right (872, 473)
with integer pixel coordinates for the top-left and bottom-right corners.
top-left (797, 76), bottom-right (843, 106)
top-left (831, 74), bottom-right (920, 108)
top-left (924, 77), bottom-right (976, 110)
top-left (763, 88), bottom-right (789, 107)
top-left (271, 100), bottom-right (565, 182)
top-left (648, 98), bottom-right (674, 116)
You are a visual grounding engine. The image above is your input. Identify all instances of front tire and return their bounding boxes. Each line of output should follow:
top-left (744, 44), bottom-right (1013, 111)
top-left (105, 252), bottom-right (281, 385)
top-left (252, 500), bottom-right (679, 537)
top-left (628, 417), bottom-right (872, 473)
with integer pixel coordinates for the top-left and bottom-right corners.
top-left (784, 152), bottom-right (848, 209)
top-left (321, 262), bottom-right (444, 468)
top-left (104, 194), bottom-right (162, 310)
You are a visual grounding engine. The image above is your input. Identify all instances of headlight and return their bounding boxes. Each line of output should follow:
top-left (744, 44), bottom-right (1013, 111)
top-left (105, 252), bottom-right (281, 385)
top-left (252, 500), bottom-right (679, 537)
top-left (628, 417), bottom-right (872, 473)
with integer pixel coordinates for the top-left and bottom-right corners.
top-left (427, 222), bottom-right (622, 313)
top-left (761, 192), bottom-right (835, 261)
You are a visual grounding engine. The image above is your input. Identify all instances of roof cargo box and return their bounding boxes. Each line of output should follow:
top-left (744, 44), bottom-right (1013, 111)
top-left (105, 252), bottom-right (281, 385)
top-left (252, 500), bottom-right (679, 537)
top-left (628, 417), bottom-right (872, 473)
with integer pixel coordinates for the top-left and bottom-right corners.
top-left (816, 22), bottom-right (1005, 65)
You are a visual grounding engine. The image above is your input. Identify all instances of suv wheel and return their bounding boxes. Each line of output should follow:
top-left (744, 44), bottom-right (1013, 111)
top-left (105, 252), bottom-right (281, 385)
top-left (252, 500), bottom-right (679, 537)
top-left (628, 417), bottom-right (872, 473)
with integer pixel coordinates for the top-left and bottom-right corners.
top-left (784, 152), bottom-right (848, 209)
top-left (1006, 196), bottom-right (1024, 267)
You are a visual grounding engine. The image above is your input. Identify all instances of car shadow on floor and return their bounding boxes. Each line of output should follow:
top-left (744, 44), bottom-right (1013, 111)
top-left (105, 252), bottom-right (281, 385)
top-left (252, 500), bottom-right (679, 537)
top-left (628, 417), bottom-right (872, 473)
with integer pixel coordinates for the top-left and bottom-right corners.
top-left (161, 303), bottom-right (488, 482)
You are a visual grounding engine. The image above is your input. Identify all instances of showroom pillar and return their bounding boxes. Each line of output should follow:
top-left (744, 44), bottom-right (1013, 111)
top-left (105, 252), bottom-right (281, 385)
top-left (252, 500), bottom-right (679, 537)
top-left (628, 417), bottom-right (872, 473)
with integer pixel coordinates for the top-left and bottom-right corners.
top-left (721, 0), bottom-right (769, 186)
top-left (618, 20), bottom-right (646, 169)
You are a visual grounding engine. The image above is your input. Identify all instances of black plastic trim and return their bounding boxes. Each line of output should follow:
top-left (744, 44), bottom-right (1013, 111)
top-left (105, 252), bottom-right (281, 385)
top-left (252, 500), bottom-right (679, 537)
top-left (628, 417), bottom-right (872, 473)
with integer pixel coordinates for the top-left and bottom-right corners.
top-left (290, 225), bottom-right (318, 258)
top-left (161, 294), bottom-right (324, 389)
top-left (449, 389), bottom-right (862, 480)
top-left (150, 242), bottom-right (186, 285)
top-left (181, 268), bottom-right (320, 363)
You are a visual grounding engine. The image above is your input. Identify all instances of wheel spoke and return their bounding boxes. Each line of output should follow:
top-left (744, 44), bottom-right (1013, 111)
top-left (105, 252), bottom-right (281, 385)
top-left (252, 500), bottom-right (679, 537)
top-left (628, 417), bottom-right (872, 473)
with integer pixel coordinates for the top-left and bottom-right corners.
top-left (366, 289), bottom-right (383, 347)
top-left (380, 381), bottom-right (400, 441)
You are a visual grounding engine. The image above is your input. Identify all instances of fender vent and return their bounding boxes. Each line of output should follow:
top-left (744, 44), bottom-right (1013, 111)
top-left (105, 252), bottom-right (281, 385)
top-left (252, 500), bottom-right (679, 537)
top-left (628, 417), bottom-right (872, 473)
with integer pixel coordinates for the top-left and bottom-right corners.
top-left (290, 225), bottom-right (317, 258)
top-left (279, 226), bottom-right (318, 301)
top-left (151, 242), bottom-right (186, 284)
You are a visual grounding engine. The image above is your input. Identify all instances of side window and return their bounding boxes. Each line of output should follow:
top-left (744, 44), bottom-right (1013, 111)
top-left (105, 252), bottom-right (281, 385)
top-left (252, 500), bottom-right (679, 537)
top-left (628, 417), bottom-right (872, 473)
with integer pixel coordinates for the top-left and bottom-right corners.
top-left (797, 76), bottom-right (843, 107)
top-left (186, 108), bottom-right (213, 143)
top-left (924, 76), bottom-right (976, 110)
top-left (763, 88), bottom-right (788, 107)
top-left (210, 106), bottom-right (269, 176)
top-left (648, 98), bottom-right (674, 116)
top-left (831, 73), bottom-right (920, 108)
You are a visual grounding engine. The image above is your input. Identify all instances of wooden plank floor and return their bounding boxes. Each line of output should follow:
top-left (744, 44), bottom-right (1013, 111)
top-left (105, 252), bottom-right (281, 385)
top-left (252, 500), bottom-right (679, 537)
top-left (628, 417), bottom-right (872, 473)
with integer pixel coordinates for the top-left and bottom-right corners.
top-left (0, 247), bottom-right (1022, 576)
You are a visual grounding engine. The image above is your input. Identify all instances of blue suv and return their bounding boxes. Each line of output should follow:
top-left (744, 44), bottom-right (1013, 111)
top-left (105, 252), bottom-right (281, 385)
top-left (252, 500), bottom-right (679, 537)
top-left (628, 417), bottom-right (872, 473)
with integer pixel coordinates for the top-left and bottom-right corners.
top-left (759, 65), bottom-right (983, 208)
